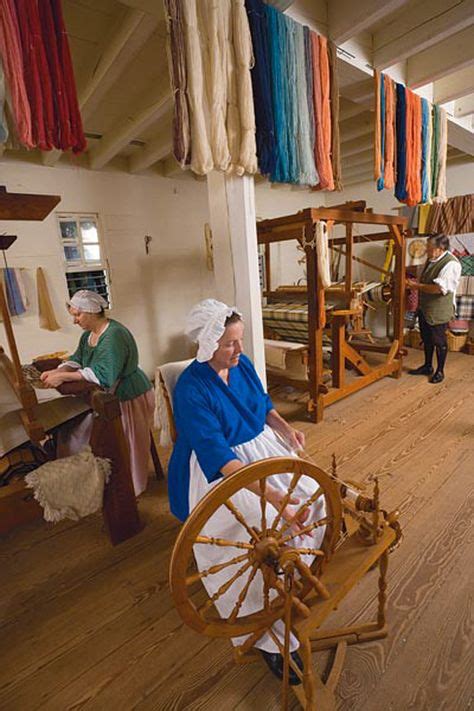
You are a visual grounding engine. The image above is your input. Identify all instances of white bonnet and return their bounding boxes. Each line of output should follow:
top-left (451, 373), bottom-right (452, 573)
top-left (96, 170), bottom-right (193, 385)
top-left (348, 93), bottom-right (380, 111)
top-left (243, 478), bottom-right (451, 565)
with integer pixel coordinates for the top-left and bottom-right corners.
top-left (185, 299), bottom-right (242, 362)
top-left (67, 290), bottom-right (108, 313)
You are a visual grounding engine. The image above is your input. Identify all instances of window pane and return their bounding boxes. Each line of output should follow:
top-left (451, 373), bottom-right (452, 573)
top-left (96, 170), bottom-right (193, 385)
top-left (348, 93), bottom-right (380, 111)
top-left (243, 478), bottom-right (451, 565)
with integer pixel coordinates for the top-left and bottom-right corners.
top-left (83, 244), bottom-right (101, 262)
top-left (80, 220), bottom-right (99, 243)
top-left (64, 244), bottom-right (81, 261)
top-left (66, 270), bottom-right (110, 306)
top-left (60, 221), bottom-right (79, 240)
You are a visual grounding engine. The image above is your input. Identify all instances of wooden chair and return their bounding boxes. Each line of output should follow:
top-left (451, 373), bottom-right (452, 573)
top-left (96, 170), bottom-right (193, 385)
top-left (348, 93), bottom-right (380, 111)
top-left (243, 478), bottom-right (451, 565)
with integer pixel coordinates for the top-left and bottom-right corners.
top-left (155, 359), bottom-right (193, 447)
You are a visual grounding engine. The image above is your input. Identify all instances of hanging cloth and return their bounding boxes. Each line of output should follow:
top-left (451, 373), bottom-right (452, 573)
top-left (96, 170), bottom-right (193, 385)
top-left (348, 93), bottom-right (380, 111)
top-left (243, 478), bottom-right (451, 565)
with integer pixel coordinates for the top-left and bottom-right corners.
top-left (406, 91), bottom-right (422, 206)
top-left (0, 57), bottom-right (7, 144)
top-left (317, 35), bottom-right (334, 190)
top-left (50, 0), bottom-right (86, 153)
top-left (328, 40), bottom-right (342, 190)
top-left (294, 23), bottom-right (318, 185)
top-left (394, 83), bottom-right (407, 202)
top-left (0, 0), bottom-right (33, 148)
top-left (245, 0), bottom-right (276, 177)
top-left (267, 6), bottom-right (290, 183)
top-left (433, 107), bottom-right (447, 203)
top-left (430, 104), bottom-right (440, 199)
top-left (2, 267), bottom-right (27, 316)
top-left (283, 15), bottom-right (300, 183)
top-left (420, 97), bottom-right (430, 204)
top-left (374, 71), bottom-right (381, 182)
top-left (181, 0), bottom-right (213, 175)
top-left (383, 74), bottom-right (395, 190)
top-left (303, 27), bottom-right (315, 162)
top-left (377, 74), bottom-right (385, 191)
top-left (36, 267), bottom-right (60, 331)
top-left (164, 0), bottom-right (191, 167)
top-left (232, 0), bottom-right (258, 175)
top-left (202, 1), bottom-right (231, 171)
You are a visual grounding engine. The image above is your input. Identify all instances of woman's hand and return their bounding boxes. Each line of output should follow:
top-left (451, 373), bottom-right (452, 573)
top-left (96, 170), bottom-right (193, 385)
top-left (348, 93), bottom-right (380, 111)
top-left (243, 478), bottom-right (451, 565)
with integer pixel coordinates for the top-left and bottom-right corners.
top-left (40, 370), bottom-right (67, 388)
top-left (285, 428), bottom-right (305, 452)
top-left (267, 488), bottom-right (310, 535)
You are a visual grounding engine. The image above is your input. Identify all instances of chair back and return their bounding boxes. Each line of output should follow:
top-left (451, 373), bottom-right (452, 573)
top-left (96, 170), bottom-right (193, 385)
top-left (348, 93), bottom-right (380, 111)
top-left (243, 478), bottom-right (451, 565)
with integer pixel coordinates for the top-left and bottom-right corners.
top-left (154, 359), bottom-right (193, 446)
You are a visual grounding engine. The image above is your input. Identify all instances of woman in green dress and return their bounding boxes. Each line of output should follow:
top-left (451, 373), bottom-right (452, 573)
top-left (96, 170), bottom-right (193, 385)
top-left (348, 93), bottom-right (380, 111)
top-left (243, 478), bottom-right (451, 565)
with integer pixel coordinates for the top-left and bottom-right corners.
top-left (41, 290), bottom-right (154, 495)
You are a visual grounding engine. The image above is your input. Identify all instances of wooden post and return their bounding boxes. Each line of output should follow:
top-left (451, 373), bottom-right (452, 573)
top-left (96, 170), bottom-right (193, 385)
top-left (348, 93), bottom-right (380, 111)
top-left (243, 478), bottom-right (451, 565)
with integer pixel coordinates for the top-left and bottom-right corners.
top-left (344, 223), bottom-right (353, 305)
top-left (264, 243), bottom-right (271, 294)
top-left (305, 222), bottom-right (324, 422)
top-left (331, 315), bottom-right (346, 388)
top-left (89, 391), bottom-right (141, 545)
top-left (206, 172), bottom-right (266, 385)
top-left (390, 224), bottom-right (406, 372)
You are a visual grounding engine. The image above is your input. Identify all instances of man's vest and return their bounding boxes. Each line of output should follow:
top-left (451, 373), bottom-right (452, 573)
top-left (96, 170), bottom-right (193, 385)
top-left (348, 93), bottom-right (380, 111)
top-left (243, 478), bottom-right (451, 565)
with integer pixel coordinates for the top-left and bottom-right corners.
top-left (419, 252), bottom-right (457, 326)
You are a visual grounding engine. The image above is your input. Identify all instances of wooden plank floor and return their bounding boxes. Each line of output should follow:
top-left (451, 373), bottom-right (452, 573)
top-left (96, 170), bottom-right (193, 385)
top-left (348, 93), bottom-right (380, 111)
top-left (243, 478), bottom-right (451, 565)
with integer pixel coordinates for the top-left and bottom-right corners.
top-left (0, 349), bottom-right (473, 710)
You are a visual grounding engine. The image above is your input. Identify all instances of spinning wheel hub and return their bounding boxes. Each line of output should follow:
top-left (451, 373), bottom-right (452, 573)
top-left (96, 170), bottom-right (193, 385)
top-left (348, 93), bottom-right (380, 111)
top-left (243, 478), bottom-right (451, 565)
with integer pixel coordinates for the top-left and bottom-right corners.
top-left (252, 535), bottom-right (281, 566)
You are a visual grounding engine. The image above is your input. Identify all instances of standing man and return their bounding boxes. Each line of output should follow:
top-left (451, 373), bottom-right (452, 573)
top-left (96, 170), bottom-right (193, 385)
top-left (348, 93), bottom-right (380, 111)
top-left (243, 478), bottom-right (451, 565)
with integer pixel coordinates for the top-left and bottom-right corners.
top-left (406, 234), bottom-right (461, 383)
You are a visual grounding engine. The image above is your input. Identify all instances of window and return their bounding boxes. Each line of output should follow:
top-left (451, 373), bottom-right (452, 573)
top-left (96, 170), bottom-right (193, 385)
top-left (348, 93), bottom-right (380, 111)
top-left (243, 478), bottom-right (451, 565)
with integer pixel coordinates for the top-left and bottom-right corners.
top-left (57, 213), bottom-right (111, 305)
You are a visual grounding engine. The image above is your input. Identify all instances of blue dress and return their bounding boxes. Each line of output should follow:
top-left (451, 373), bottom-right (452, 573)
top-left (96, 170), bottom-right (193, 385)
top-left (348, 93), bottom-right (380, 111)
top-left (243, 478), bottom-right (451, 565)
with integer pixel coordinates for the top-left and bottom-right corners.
top-left (168, 354), bottom-right (273, 521)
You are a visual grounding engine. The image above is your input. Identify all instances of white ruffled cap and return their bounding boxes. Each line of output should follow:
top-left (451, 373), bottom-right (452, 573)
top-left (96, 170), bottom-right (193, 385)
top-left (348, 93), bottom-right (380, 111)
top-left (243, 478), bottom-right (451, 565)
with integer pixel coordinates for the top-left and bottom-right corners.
top-left (67, 289), bottom-right (108, 313)
top-left (185, 299), bottom-right (242, 363)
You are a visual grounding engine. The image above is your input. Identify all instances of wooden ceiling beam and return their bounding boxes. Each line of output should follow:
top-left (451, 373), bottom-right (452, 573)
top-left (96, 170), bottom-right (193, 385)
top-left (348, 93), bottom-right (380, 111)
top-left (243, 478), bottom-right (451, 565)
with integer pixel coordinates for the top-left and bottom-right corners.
top-left (88, 94), bottom-right (172, 170)
top-left (407, 26), bottom-right (474, 88)
top-left (339, 101), bottom-right (368, 122)
top-left (454, 93), bottom-right (474, 118)
top-left (341, 118), bottom-right (373, 143)
top-left (129, 133), bottom-right (172, 173)
top-left (448, 120), bottom-right (474, 156)
top-left (80, 8), bottom-right (159, 123)
top-left (343, 150), bottom-right (373, 169)
top-left (328, 0), bottom-right (409, 44)
top-left (374, 0), bottom-right (474, 70)
top-left (340, 135), bottom-right (372, 158)
top-left (433, 66), bottom-right (474, 103)
top-left (116, 0), bottom-right (165, 18)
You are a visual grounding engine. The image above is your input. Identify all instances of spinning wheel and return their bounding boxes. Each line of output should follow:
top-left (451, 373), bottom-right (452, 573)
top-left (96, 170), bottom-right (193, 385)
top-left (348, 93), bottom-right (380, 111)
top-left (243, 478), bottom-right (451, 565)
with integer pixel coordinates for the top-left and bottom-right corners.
top-left (170, 456), bottom-right (401, 709)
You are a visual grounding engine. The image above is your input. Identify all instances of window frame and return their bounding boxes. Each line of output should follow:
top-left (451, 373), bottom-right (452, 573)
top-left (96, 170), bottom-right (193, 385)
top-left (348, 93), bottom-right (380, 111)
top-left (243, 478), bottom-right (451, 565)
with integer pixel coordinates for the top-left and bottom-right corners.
top-left (56, 212), bottom-right (112, 304)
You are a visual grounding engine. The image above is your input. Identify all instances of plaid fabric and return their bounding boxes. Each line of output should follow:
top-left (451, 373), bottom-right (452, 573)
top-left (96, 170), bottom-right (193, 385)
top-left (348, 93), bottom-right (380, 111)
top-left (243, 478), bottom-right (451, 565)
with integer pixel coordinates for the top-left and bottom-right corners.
top-left (459, 255), bottom-right (474, 276)
top-left (262, 301), bottom-right (309, 323)
top-left (456, 296), bottom-right (474, 320)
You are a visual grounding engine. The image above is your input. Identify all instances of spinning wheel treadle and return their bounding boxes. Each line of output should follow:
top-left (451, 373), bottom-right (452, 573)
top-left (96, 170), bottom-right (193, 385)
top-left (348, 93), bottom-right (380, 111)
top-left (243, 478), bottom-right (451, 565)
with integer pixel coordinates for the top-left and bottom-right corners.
top-left (169, 456), bottom-right (401, 710)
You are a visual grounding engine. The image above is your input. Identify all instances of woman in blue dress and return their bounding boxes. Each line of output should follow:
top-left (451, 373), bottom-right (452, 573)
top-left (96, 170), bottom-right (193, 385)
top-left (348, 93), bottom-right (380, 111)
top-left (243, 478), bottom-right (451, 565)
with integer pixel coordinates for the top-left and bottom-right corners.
top-left (168, 299), bottom-right (326, 683)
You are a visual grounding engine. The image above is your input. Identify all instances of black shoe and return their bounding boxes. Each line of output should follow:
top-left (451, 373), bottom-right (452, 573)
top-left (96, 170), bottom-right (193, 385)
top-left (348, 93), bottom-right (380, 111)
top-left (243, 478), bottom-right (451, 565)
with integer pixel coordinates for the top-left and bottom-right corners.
top-left (260, 650), bottom-right (303, 686)
top-left (408, 364), bottom-right (434, 376)
top-left (430, 371), bottom-right (444, 384)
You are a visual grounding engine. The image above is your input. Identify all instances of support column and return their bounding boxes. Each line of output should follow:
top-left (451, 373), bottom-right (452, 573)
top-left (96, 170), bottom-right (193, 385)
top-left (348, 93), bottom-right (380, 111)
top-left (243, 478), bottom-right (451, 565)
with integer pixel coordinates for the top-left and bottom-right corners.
top-left (206, 171), bottom-right (266, 385)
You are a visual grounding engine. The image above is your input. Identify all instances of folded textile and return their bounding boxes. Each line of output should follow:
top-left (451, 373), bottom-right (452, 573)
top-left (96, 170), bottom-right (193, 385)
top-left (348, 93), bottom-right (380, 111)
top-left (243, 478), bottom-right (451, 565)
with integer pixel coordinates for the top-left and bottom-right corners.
top-left (456, 295), bottom-right (474, 321)
top-left (36, 267), bottom-right (60, 330)
top-left (25, 447), bottom-right (111, 522)
top-left (2, 267), bottom-right (27, 315)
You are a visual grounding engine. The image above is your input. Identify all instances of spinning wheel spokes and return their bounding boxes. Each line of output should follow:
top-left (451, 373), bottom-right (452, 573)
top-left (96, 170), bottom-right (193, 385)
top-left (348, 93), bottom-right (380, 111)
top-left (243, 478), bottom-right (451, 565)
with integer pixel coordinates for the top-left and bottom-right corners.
top-left (185, 552), bottom-right (250, 585)
top-left (280, 516), bottom-right (332, 544)
top-left (270, 471), bottom-right (303, 533)
top-left (228, 561), bottom-right (260, 624)
top-left (200, 559), bottom-right (254, 613)
top-left (224, 499), bottom-right (261, 540)
top-left (279, 486), bottom-right (324, 536)
top-left (195, 535), bottom-right (254, 550)
top-left (259, 477), bottom-right (267, 533)
top-left (170, 457), bottom-right (342, 638)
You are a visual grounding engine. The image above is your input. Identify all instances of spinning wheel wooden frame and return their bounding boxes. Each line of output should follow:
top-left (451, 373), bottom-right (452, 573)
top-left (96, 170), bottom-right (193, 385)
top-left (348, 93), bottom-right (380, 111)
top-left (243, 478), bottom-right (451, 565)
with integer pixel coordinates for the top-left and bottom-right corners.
top-left (170, 456), bottom-right (400, 710)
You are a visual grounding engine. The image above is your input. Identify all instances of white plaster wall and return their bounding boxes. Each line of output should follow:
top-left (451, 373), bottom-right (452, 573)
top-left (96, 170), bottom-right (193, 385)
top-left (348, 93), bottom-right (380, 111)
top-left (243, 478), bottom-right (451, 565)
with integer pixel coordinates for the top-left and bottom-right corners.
top-left (1, 160), bottom-right (212, 375)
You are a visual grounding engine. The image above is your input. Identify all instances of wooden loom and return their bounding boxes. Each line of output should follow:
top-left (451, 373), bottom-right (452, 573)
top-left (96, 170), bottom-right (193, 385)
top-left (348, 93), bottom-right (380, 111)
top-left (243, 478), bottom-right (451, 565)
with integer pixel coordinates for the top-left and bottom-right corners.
top-left (169, 455), bottom-right (402, 710)
top-left (0, 186), bottom-right (141, 544)
top-left (257, 206), bottom-right (408, 422)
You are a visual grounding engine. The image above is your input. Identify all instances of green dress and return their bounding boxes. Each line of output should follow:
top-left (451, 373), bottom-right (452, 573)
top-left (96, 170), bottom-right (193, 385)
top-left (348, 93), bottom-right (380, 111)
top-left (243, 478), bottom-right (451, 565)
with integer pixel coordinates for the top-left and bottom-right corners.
top-left (69, 319), bottom-right (151, 401)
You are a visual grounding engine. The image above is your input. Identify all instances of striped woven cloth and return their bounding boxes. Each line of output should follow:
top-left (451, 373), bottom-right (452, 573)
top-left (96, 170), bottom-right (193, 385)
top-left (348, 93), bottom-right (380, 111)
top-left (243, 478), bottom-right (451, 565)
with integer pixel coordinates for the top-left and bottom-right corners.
top-left (456, 296), bottom-right (474, 321)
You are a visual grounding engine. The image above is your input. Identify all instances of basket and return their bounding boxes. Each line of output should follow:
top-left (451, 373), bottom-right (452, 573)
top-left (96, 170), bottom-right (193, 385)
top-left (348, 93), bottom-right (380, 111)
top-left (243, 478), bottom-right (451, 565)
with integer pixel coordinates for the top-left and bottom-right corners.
top-left (447, 331), bottom-right (468, 352)
top-left (405, 329), bottom-right (423, 349)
